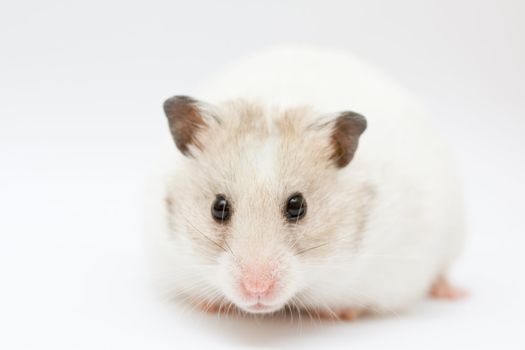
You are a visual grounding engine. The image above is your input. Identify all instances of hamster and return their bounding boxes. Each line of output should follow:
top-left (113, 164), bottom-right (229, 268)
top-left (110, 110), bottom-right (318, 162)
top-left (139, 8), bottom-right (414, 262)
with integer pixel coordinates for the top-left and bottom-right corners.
top-left (145, 47), bottom-right (466, 320)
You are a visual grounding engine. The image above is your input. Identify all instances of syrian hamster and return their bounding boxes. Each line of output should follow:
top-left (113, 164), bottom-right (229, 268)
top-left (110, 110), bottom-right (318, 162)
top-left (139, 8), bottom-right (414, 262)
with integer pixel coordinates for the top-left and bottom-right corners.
top-left (145, 47), bottom-right (466, 319)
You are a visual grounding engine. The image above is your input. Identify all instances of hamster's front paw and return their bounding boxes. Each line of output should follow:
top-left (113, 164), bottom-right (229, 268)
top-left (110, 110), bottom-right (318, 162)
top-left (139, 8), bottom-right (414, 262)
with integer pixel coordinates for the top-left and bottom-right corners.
top-left (305, 307), bottom-right (362, 321)
top-left (196, 300), bottom-right (235, 315)
top-left (429, 275), bottom-right (468, 300)
top-left (336, 308), bottom-right (361, 321)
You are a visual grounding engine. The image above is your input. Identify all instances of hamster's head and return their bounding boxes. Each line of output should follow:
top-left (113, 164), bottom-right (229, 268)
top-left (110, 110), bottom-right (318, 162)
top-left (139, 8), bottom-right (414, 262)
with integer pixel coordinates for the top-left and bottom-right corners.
top-left (162, 96), bottom-right (367, 314)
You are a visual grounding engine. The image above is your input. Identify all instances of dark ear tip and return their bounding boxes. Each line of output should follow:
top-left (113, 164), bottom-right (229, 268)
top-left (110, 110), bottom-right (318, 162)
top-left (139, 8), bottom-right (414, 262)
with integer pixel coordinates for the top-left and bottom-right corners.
top-left (338, 111), bottom-right (368, 135)
top-left (163, 95), bottom-right (196, 115)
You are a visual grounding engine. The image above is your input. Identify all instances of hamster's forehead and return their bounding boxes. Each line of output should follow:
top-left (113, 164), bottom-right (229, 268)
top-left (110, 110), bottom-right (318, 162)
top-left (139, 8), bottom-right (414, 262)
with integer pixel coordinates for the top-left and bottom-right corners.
top-left (191, 100), bottom-right (336, 198)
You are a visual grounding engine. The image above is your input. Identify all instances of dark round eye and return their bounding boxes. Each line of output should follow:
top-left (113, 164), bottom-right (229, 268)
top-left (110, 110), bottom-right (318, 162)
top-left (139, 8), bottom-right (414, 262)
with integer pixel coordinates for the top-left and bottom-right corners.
top-left (285, 193), bottom-right (307, 221)
top-left (211, 194), bottom-right (231, 222)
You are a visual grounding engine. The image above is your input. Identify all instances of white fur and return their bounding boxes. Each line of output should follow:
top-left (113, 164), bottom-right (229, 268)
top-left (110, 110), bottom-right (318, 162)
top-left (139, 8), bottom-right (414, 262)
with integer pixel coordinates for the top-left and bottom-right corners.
top-left (144, 46), bottom-right (465, 315)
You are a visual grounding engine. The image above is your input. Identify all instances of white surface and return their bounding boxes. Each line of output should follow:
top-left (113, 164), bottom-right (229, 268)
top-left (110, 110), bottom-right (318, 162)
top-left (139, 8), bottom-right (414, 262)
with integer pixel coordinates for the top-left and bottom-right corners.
top-left (0, 1), bottom-right (524, 349)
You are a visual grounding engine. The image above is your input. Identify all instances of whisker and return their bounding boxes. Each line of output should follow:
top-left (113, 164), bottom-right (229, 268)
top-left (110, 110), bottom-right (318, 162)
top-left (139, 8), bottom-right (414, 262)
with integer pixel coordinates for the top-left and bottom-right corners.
top-left (179, 211), bottom-right (230, 254)
top-left (295, 241), bottom-right (333, 255)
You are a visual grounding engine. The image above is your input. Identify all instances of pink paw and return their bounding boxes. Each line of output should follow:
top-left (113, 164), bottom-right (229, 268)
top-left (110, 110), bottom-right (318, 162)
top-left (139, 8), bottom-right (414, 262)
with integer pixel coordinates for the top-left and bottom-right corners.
top-left (429, 276), bottom-right (468, 300)
top-left (196, 300), bottom-right (235, 314)
top-left (309, 308), bottom-right (361, 321)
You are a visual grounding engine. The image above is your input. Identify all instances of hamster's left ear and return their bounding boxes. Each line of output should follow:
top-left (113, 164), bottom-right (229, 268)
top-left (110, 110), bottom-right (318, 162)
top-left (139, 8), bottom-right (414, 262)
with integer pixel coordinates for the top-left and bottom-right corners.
top-left (163, 95), bottom-right (219, 156)
top-left (320, 111), bottom-right (367, 168)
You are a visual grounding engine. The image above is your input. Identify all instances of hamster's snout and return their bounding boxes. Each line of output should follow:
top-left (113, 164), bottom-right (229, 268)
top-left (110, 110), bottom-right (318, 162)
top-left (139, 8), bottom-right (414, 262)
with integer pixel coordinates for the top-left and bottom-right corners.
top-left (221, 253), bottom-right (297, 314)
top-left (239, 266), bottom-right (277, 301)
top-left (237, 265), bottom-right (281, 313)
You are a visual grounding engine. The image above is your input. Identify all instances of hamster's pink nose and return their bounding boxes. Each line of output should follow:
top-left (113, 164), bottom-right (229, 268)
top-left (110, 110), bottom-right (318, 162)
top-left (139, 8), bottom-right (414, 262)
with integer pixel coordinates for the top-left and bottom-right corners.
top-left (240, 272), bottom-right (276, 300)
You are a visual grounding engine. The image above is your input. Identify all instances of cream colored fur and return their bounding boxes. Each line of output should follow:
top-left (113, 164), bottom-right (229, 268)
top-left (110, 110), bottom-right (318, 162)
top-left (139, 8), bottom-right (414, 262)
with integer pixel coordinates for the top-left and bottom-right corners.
top-left (144, 46), bottom-right (465, 315)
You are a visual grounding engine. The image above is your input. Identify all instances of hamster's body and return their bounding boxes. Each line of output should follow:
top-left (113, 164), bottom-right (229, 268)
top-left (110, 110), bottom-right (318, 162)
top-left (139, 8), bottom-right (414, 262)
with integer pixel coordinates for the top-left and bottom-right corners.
top-left (146, 47), bottom-right (465, 317)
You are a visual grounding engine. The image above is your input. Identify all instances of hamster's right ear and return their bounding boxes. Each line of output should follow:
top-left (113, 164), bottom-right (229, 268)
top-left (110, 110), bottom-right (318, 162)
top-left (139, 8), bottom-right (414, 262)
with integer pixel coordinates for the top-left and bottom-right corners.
top-left (310, 111), bottom-right (367, 168)
top-left (163, 95), bottom-right (220, 156)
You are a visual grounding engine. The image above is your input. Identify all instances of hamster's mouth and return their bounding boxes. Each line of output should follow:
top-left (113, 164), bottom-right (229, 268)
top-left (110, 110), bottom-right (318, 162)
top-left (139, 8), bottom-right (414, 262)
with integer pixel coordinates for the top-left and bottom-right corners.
top-left (248, 302), bottom-right (271, 311)
top-left (241, 302), bottom-right (283, 314)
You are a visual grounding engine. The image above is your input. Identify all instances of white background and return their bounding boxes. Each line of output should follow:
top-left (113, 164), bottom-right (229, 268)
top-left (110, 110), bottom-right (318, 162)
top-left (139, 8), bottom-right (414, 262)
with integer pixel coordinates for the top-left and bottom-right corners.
top-left (1, 1), bottom-right (524, 349)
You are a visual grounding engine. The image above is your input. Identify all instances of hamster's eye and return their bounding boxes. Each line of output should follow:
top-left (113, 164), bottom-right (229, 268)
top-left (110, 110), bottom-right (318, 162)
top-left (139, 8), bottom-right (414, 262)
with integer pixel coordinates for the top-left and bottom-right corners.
top-left (285, 193), bottom-right (307, 221)
top-left (211, 194), bottom-right (231, 222)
